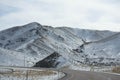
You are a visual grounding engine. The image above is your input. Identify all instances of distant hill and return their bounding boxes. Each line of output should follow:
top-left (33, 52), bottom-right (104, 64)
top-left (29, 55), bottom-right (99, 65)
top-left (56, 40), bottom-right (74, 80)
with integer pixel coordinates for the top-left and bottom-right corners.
top-left (0, 22), bottom-right (120, 68)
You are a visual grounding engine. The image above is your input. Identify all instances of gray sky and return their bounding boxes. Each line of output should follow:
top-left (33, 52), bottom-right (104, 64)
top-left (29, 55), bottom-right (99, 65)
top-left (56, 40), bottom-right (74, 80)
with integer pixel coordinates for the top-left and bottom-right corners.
top-left (0, 0), bottom-right (120, 31)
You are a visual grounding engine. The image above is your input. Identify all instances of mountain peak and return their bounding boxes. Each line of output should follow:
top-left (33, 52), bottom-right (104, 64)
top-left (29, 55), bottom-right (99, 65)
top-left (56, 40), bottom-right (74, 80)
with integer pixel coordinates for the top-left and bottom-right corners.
top-left (27, 22), bottom-right (41, 25)
top-left (22, 22), bottom-right (42, 28)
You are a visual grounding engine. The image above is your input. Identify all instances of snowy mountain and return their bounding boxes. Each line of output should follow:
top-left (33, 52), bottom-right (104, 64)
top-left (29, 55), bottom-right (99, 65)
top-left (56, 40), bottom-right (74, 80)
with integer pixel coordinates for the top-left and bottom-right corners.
top-left (0, 22), bottom-right (120, 68)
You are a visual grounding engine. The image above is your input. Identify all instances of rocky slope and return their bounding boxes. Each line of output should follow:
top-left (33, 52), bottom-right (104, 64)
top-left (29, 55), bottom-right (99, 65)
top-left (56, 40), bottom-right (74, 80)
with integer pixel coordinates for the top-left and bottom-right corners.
top-left (34, 52), bottom-right (66, 68)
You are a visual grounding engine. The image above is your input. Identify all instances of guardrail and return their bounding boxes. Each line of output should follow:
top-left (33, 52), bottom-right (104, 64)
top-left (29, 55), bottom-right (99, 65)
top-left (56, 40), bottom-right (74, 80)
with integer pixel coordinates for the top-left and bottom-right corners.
top-left (0, 68), bottom-right (14, 74)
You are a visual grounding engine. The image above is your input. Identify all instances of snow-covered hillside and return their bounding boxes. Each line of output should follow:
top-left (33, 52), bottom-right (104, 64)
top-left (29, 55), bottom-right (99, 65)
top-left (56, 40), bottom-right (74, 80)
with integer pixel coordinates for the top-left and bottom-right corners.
top-left (0, 22), bottom-right (120, 68)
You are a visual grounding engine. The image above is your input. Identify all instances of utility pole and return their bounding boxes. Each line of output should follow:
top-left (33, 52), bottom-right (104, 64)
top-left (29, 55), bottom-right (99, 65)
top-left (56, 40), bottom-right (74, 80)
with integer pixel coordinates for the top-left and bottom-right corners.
top-left (0, 75), bottom-right (1, 80)
top-left (57, 44), bottom-right (59, 79)
top-left (24, 54), bottom-right (25, 67)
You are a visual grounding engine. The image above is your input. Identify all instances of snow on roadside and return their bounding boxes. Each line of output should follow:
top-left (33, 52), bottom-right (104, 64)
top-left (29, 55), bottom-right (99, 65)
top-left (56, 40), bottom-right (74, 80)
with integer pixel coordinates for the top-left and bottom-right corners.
top-left (0, 68), bottom-right (65, 80)
top-left (69, 64), bottom-right (113, 72)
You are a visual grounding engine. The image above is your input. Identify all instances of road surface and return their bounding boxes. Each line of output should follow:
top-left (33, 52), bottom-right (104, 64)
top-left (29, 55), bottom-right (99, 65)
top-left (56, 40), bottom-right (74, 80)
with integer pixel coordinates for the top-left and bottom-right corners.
top-left (0, 66), bottom-right (120, 80)
top-left (60, 69), bottom-right (120, 80)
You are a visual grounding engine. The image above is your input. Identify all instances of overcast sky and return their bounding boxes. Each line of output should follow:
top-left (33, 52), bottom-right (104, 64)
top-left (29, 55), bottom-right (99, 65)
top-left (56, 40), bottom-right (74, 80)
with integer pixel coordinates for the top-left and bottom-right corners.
top-left (0, 0), bottom-right (120, 31)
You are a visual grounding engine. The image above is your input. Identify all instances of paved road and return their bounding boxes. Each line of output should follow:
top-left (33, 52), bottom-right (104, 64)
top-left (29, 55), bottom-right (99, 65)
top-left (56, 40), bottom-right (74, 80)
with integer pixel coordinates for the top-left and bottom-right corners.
top-left (60, 69), bottom-right (120, 80)
top-left (0, 66), bottom-right (120, 80)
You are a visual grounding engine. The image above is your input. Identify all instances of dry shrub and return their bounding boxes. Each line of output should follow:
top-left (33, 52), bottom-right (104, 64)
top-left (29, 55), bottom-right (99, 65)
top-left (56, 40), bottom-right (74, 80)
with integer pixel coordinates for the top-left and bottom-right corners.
top-left (112, 66), bottom-right (120, 73)
top-left (61, 65), bottom-right (69, 69)
top-left (0, 69), bottom-right (56, 77)
top-left (27, 70), bottom-right (56, 76)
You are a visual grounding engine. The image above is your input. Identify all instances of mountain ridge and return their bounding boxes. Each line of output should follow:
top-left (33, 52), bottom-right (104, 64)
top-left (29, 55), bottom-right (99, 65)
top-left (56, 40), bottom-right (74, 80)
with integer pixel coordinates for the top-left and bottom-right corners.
top-left (0, 22), bottom-right (120, 68)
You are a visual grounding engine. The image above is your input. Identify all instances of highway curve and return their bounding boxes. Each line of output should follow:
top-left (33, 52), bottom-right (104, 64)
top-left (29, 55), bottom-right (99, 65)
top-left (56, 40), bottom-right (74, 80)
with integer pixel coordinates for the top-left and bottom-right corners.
top-left (0, 66), bottom-right (120, 80)
top-left (60, 69), bottom-right (120, 80)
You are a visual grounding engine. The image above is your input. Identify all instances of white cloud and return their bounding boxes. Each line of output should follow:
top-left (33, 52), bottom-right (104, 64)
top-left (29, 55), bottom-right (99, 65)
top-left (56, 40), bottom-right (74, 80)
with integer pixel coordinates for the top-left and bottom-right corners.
top-left (0, 0), bottom-right (120, 31)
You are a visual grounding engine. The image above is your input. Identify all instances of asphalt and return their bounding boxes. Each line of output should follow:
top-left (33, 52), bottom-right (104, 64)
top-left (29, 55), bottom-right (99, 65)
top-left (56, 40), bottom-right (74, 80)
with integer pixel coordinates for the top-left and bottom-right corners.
top-left (60, 69), bottom-right (120, 80)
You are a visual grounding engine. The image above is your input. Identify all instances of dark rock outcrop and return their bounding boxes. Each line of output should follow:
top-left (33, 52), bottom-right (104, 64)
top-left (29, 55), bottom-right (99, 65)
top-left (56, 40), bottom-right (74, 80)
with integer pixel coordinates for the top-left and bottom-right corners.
top-left (34, 52), bottom-right (66, 68)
